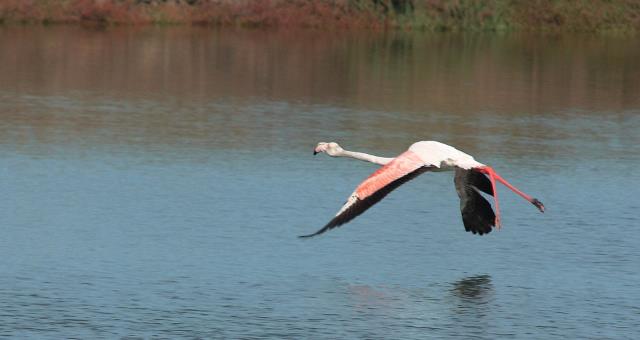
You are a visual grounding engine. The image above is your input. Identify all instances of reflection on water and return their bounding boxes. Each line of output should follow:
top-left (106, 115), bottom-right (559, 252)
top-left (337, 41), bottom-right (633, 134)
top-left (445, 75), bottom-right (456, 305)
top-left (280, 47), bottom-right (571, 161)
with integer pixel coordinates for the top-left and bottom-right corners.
top-left (451, 275), bottom-right (493, 302)
top-left (0, 26), bottom-right (639, 338)
top-left (1, 27), bottom-right (638, 113)
top-left (0, 26), bottom-right (638, 166)
top-left (1, 27), bottom-right (639, 163)
top-left (447, 275), bottom-right (494, 338)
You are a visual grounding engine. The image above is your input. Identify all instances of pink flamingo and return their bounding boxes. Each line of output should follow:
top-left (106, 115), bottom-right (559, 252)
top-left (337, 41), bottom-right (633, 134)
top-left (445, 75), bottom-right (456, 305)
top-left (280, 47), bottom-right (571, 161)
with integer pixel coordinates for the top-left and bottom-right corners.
top-left (301, 141), bottom-right (544, 238)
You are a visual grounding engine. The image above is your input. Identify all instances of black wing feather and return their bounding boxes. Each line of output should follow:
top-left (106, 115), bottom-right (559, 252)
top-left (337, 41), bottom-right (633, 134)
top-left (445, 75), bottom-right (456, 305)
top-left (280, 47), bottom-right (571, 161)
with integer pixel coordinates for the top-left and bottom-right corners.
top-left (465, 169), bottom-right (494, 196)
top-left (454, 168), bottom-right (496, 235)
top-left (300, 167), bottom-right (432, 238)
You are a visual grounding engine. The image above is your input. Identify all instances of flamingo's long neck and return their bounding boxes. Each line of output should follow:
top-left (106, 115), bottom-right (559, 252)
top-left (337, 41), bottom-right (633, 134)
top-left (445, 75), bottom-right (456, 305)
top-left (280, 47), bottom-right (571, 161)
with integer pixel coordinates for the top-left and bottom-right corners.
top-left (338, 150), bottom-right (394, 166)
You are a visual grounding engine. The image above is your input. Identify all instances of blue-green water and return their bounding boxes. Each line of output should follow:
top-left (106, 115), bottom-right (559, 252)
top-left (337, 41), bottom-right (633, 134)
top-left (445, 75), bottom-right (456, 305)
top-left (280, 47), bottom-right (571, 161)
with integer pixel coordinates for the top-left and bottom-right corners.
top-left (0, 26), bottom-right (638, 338)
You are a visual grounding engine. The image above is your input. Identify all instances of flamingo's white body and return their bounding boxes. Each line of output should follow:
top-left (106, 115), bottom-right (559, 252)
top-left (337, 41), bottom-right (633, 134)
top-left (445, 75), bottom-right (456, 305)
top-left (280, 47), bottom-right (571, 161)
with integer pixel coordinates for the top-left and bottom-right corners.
top-left (301, 141), bottom-right (544, 238)
top-left (408, 141), bottom-right (485, 170)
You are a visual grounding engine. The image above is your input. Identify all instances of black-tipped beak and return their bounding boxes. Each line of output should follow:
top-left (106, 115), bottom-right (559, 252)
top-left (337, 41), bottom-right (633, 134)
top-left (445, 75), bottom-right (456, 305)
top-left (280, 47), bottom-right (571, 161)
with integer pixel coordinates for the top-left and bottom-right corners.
top-left (313, 149), bottom-right (318, 155)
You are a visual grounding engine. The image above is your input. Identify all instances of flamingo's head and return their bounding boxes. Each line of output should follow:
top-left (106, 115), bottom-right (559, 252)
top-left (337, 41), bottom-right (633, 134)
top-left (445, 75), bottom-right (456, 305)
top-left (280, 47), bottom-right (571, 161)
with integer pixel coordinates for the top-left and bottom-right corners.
top-left (314, 142), bottom-right (343, 156)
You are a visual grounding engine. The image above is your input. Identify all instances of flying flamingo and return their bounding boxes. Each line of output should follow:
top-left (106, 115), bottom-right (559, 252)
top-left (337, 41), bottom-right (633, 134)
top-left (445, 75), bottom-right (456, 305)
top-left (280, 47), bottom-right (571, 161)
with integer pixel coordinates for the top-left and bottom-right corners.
top-left (300, 141), bottom-right (544, 238)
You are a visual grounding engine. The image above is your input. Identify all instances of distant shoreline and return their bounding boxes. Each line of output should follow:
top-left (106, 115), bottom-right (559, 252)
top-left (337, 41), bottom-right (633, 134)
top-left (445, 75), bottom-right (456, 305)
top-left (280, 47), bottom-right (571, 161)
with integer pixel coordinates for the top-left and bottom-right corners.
top-left (1, 0), bottom-right (639, 33)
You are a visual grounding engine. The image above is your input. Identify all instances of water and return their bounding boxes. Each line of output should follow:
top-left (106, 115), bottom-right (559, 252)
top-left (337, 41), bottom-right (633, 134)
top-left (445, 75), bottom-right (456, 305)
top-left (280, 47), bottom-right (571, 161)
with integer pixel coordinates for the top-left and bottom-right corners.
top-left (0, 26), bottom-right (639, 339)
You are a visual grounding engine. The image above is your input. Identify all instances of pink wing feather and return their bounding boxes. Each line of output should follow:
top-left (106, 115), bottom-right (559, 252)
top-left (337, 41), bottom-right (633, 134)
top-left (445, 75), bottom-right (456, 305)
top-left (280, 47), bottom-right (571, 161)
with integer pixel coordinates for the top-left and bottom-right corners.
top-left (300, 151), bottom-right (428, 238)
top-left (355, 151), bottom-right (425, 199)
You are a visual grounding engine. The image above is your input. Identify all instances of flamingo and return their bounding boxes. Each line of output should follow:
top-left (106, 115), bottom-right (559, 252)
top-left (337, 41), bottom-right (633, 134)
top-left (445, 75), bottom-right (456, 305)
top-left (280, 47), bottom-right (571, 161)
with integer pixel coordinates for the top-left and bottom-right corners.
top-left (300, 141), bottom-right (544, 238)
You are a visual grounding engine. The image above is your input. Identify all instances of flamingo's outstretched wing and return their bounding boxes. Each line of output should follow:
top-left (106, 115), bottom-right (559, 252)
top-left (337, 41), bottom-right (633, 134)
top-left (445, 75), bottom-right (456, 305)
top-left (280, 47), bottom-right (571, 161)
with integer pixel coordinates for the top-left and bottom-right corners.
top-left (453, 168), bottom-right (496, 235)
top-left (300, 151), bottom-right (430, 238)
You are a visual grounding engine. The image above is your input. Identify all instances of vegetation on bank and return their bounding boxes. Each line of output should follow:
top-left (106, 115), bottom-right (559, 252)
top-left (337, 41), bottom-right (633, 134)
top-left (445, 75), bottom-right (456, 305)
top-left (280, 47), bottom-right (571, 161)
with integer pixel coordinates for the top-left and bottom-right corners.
top-left (1, 0), bottom-right (639, 32)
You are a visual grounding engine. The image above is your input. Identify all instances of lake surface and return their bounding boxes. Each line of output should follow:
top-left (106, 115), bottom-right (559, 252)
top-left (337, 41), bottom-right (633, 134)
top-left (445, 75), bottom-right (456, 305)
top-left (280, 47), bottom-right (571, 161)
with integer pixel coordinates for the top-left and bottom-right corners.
top-left (0, 26), bottom-right (639, 339)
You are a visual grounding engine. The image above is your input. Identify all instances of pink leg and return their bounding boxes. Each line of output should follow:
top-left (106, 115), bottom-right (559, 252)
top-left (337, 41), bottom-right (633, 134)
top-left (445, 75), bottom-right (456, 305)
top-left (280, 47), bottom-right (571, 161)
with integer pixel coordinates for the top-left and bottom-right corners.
top-left (475, 166), bottom-right (502, 229)
top-left (477, 166), bottom-right (545, 213)
top-left (494, 172), bottom-right (545, 212)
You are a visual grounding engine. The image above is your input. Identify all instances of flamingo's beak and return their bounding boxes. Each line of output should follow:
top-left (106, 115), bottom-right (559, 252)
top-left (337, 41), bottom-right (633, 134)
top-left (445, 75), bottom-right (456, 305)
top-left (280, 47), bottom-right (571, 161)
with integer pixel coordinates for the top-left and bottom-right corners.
top-left (313, 149), bottom-right (318, 155)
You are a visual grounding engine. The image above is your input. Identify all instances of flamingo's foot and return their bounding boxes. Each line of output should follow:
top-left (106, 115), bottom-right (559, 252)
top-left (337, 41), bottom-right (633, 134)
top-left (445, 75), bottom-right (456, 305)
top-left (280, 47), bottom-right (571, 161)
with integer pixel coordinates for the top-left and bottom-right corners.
top-left (532, 198), bottom-right (545, 213)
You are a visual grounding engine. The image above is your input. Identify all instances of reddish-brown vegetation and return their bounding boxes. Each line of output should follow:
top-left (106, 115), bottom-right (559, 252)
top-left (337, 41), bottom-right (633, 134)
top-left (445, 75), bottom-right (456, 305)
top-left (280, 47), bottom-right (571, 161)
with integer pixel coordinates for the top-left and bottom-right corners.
top-left (0, 0), bottom-right (639, 32)
top-left (0, 0), bottom-right (381, 28)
